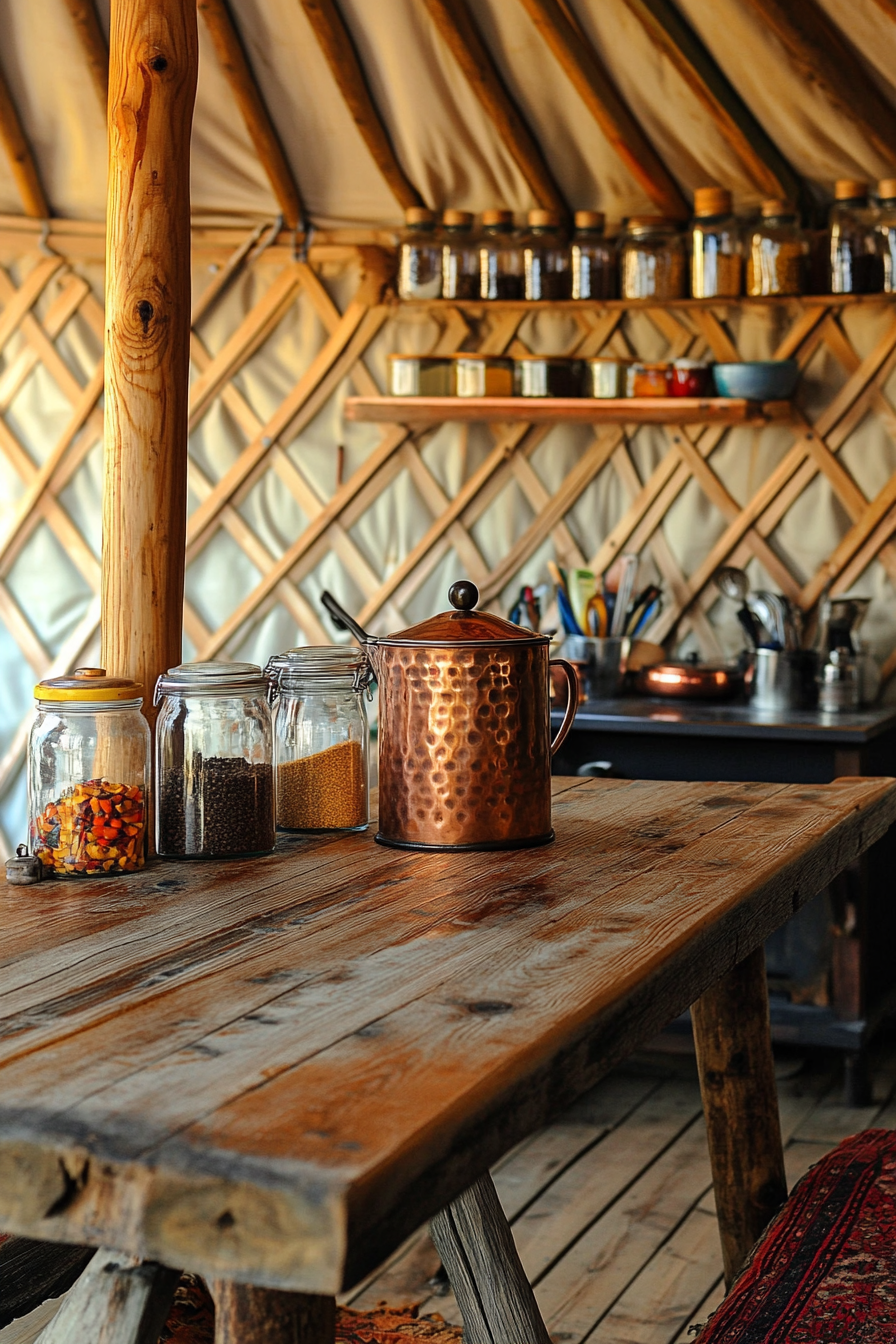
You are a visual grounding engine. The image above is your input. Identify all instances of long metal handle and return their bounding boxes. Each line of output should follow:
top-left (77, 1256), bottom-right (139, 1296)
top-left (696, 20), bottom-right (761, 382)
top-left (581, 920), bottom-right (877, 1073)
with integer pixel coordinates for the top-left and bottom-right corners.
top-left (320, 590), bottom-right (373, 646)
top-left (549, 658), bottom-right (578, 757)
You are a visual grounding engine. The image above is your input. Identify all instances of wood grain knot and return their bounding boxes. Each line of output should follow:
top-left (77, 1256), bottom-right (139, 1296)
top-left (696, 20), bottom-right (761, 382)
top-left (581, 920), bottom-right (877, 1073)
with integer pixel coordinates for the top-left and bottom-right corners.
top-left (137, 300), bottom-right (154, 333)
top-left (464, 1000), bottom-right (513, 1015)
top-left (150, 55), bottom-right (169, 72)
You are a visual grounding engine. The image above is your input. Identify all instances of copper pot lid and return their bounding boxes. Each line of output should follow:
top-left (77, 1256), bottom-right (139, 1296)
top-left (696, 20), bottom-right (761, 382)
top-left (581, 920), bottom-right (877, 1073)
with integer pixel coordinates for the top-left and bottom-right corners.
top-left (382, 581), bottom-right (546, 647)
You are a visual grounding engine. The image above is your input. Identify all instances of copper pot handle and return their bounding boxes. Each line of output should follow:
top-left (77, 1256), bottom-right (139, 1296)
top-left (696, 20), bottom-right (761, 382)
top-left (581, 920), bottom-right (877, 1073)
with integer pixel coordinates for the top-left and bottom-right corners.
top-left (549, 658), bottom-right (578, 757)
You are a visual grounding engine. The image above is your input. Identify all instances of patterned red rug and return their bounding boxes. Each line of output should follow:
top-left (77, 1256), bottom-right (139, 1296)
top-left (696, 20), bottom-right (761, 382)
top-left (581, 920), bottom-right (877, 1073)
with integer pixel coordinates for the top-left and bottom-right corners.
top-left (696, 1127), bottom-right (896, 1341)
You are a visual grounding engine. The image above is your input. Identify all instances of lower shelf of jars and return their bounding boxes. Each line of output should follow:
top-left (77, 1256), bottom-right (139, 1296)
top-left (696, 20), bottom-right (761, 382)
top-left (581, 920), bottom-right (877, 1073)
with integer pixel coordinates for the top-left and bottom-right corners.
top-left (344, 396), bottom-right (793, 425)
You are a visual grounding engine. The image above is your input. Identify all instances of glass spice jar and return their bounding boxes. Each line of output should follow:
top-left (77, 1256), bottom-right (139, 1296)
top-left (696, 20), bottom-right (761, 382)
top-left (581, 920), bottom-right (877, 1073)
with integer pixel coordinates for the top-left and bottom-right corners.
top-left (28, 667), bottom-right (149, 878)
top-left (522, 209), bottom-right (571, 300)
top-left (570, 210), bottom-right (617, 300)
top-left (874, 178), bottom-right (896, 292)
top-left (479, 209), bottom-right (523, 300)
top-left (745, 200), bottom-right (807, 296)
top-left (620, 217), bottom-right (686, 300)
top-left (441, 209), bottom-right (479, 300)
top-left (155, 661), bottom-right (275, 858)
top-left (829, 180), bottom-right (884, 295)
top-left (266, 647), bottom-right (370, 832)
top-left (690, 187), bottom-right (742, 298)
top-left (397, 206), bottom-right (443, 300)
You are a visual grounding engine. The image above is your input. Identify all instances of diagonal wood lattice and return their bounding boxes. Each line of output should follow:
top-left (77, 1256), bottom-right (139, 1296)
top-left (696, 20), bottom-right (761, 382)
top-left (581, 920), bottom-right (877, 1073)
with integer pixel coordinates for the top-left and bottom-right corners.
top-left (1, 233), bottom-right (896, 854)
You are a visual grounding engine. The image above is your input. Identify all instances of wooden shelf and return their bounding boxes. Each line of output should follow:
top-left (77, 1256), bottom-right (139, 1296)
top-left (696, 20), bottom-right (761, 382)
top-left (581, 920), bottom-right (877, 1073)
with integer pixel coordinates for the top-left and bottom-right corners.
top-left (396, 293), bottom-right (896, 311)
top-left (345, 396), bottom-right (793, 425)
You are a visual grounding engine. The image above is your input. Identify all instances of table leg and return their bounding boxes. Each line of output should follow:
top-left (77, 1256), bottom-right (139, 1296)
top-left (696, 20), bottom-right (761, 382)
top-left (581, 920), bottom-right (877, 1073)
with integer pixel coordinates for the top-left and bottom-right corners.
top-left (211, 1280), bottom-right (335, 1343)
top-left (429, 1171), bottom-right (551, 1344)
top-left (36, 1246), bottom-right (179, 1343)
top-left (691, 944), bottom-right (787, 1288)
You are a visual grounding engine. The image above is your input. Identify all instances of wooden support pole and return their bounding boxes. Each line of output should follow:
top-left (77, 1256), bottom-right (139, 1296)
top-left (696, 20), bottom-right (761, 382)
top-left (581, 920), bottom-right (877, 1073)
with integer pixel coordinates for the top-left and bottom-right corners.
top-left (515, 0), bottom-right (688, 219)
top-left (62, 0), bottom-right (109, 112)
top-left (0, 62), bottom-right (50, 218)
top-left (691, 946), bottom-right (788, 1287)
top-left (199, 0), bottom-right (304, 230)
top-left (430, 1172), bottom-right (552, 1344)
top-left (102, 0), bottom-right (198, 716)
top-left (36, 1247), bottom-right (179, 1344)
top-left (299, 0), bottom-right (422, 212)
top-left (422, 0), bottom-right (570, 222)
top-left (211, 1281), bottom-right (336, 1344)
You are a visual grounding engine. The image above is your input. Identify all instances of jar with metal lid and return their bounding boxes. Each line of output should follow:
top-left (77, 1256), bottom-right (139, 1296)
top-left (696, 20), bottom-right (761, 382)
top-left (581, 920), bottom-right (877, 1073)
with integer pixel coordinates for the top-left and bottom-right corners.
top-left (522, 209), bottom-right (571, 300)
top-left (398, 206), bottom-right (442, 300)
top-left (571, 210), bottom-right (616, 299)
top-left (479, 208), bottom-right (523, 299)
top-left (266, 647), bottom-right (370, 832)
top-left (874, 178), bottom-right (896, 292)
top-left (690, 188), bottom-right (741, 298)
top-left (745, 200), bottom-right (807, 296)
top-left (817, 647), bottom-right (860, 713)
top-left (28, 667), bottom-right (149, 878)
top-left (154, 661), bottom-right (275, 858)
top-left (829, 180), bottom-right (883, 295)
top-left (441, 209), bottom-right (479, 300)
top-left (620, 216), bottom-right (686, 299)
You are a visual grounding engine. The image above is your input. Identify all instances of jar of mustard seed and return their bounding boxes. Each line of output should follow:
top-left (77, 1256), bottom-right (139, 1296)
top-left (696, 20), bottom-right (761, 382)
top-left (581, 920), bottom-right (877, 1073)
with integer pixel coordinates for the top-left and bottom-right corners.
top-left (745, 200), bottom-right (807, 296)
top-left (266, 647), bottom-right (371, 832)
top-left (620, 216), bottom-right (686, 300)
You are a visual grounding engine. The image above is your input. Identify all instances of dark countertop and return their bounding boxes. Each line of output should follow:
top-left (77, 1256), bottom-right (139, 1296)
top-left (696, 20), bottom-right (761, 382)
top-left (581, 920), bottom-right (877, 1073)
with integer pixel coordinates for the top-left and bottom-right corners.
top-left (551, 696), bottom-right (896, 743)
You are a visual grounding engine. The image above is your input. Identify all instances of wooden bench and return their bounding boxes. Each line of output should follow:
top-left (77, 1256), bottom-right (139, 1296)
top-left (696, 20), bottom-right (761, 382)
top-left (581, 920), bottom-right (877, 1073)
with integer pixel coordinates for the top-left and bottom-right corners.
top-left (0, 777), bottom-right (894, 1343)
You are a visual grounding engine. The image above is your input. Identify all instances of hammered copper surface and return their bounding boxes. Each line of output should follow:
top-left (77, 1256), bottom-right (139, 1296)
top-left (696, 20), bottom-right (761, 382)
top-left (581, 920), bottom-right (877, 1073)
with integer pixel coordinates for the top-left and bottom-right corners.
top-left (377, 643), bottom-right (554, 848)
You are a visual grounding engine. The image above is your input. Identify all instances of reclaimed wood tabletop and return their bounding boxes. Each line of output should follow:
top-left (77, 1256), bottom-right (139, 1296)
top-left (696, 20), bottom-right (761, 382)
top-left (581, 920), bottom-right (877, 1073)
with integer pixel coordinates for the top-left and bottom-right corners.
top-left (0, 775), bottom-right (894, 1306)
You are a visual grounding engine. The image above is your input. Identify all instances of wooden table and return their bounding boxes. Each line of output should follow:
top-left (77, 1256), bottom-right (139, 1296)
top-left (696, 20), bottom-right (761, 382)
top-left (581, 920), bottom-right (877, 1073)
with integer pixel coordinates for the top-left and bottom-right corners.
top-left (1, 776), bottom-right (894, 1343)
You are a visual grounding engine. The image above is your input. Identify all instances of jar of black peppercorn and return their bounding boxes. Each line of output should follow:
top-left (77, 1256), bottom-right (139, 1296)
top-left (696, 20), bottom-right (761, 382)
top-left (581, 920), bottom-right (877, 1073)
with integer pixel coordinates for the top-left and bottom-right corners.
top-left (154, 662), bottom-right (275, 859)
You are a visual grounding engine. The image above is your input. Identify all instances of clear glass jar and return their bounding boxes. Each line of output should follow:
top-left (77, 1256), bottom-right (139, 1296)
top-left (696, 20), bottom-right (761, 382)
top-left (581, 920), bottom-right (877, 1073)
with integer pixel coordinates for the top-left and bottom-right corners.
top-left (745, 200), bottom-right (807, 296)
top-left (690, 187), bottom-right (741, 298)
top-left (266, 647), bottom-right (370, 832)
top-left (522, 209), bottom-right (571, 300)
top-left (28, 667), bottom-right (149, 878)
top-left (155, 661), bottom-right (275, 858)
top-left (830, 180), bottom-right (884, 295)
top-left (571, 210), bottom-right (616, 300)
top-left (397, 207), bottom-right (442, 300)
top-left (441, 209), bottom-right (479, 300)
top-left (874, 178), bottom-right (896, 292)
top-left (620, 216), bottom-right (686, 299)
top-left (479, 209), bottom-right (523, 300)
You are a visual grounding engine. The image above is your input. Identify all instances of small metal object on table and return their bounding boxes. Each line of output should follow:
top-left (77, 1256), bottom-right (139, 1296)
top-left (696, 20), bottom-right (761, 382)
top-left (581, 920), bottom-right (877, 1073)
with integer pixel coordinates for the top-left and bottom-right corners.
top-left (0, 776), bottom-right (894, 1341)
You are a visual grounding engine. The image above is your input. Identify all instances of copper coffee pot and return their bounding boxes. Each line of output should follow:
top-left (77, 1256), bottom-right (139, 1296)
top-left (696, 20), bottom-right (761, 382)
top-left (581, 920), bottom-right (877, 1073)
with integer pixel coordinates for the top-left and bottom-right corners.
top-left (321, 581), bottom-right (577, 851)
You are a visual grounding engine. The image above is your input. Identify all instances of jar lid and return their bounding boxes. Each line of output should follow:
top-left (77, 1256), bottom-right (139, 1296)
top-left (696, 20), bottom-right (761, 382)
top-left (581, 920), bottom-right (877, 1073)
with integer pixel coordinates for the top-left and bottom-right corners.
top-left (482, 208), bottom-right (513, 227)
top-left (35, 667), bottom-right (144, 702)
top-left (154, 660), bottom-right (268, 701)
top-left (405, 207), bottom-right (437, 226)
top-left (381, 581), bottom-right (544, 647)
top-left (574, 210), bottom-right (605, 230)
top-left (625, 215), bottom-right (678, 233)
top-left (267, 646), bottom-right (366, 677)
top-left (835, 179), bottom-right (868, 201)
top-left (693, 187), bottom-right (732, 217)
top-left (527, 208), bottom-right (561, 228)
top-left (760, 198), bottom-right (795, 218)
top-left (442, 209), bottom-right (473, 227)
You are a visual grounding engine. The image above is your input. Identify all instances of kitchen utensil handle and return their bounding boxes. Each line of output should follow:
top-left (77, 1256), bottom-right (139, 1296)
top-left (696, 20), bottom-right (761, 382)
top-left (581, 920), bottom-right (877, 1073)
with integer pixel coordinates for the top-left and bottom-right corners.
top-left (549, 659), bottom-right (578, 757)
top-left (320, 590), bottom-right (373, 646)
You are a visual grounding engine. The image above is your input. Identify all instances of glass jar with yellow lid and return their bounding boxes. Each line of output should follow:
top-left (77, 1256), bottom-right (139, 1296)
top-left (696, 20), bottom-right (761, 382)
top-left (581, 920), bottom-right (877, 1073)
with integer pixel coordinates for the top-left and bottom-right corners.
top-left (28, 667), bottom-right (149, 878)
top-left (690, 187), bottom-right (741, 298)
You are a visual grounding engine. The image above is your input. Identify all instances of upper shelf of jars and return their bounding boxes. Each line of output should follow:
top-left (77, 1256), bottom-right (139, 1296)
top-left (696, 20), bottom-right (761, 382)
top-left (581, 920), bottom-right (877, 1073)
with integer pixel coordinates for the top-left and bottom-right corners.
top-left (398, 183), bottom-right (896, 305)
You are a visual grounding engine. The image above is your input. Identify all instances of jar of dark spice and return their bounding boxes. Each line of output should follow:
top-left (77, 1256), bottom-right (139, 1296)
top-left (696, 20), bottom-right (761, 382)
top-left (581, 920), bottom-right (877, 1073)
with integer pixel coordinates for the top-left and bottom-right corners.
top-left (155, 662), bottom-right (275, 858)
top-left (28, 668), bottom-right (149, 878)
top-left (479, 209), bottom-right (523, 300)
top-left (570, 210), bottom-right (616, 299)
top-left (829, 180), bottom-right (883, 295)
top-left (522, 209), bottom-right (571, 300)
top-left (266, 647), bottom-right (370, 832)
top-left (745, 200), bottom-right (806, 296)
top-left (620, 217), bottom-right (686, 300)
top-left (441, 209), bottom-right (479, 300)
top-left (397, 206), bottom-right (443, 300)
top-left (690, 187), bottom-right (741, 298)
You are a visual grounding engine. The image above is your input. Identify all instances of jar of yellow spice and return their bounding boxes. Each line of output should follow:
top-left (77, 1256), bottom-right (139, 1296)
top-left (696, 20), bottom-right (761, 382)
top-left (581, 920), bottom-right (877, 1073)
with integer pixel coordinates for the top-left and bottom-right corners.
top-left (266, 647), bottom-right (371, 832)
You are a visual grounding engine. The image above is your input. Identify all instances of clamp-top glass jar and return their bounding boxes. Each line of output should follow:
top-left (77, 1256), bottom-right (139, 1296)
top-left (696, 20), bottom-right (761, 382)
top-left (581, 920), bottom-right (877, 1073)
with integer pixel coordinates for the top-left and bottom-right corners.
top-left (28, 667), bottom-right (149, 878)
top-left (155, 661), bottom-right (275, 858)
top-left (266, 647), bottom-right (370, 832)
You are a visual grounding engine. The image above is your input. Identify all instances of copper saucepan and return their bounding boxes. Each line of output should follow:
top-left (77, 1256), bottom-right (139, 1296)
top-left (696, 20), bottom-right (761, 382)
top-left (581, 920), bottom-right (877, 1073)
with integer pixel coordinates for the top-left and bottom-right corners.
top-left (636, 659), bottom-right (743, 700)
top-left (321, 581), bottom-right (578, 851)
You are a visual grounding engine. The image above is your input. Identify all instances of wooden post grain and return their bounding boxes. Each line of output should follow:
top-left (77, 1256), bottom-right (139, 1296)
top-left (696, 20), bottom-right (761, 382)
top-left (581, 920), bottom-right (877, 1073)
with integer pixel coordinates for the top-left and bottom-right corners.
top-left (102, 0), bottom-right (198, 720)
top-left (691, 946), bottom-right (788, 1286)
top-left (36, 1247), bottom-right (179, 1344)
top-left (211, 1281), bottom-right (336, 1344)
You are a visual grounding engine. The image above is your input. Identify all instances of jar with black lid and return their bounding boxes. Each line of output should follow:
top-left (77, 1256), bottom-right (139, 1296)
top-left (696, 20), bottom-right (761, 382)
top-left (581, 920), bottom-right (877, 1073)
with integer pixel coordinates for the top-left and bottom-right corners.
top-left (690, 187), bottom-right (741, 298)
top-left (829, 180), bottom-right (883, 295)
top-left (570, 210), bottom-right (616, 300)
top-left (441, 209), bottom-right (479, 300)
top-left (479, 209), bottom-right (523, 299)
top-left (155, 661), bottom-right (275, 858)
top-left (522, 209), bottom-right (571, 300)
top-left (620, 217), bottom-right (686, 299)
top-left (398, 206), bottom-right (442, 300)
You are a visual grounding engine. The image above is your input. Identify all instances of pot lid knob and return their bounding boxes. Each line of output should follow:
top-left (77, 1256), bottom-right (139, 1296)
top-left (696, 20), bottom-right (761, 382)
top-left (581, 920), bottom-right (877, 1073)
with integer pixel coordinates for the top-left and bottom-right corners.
top-left (448, 580), bottom-right (479, 612)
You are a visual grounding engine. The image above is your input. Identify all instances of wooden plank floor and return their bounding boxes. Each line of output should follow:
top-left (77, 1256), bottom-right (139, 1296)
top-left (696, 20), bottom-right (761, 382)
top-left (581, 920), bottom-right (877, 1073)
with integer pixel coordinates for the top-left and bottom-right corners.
top-left (343, 1039), bottom-right (896, 1344)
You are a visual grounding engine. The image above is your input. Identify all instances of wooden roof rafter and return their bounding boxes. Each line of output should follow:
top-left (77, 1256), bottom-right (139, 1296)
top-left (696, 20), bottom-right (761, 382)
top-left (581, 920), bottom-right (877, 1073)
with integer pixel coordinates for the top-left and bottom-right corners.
top-left (514, 0), bottom-right (689, 220)
top-left (61, 0), bottom-right (109, 112)
top-left (421, 0), bottom-right (570, 222)
top-left (0, 60), bottom-right (49, 220)
top-left (299, 0), bottom-right (423, 212)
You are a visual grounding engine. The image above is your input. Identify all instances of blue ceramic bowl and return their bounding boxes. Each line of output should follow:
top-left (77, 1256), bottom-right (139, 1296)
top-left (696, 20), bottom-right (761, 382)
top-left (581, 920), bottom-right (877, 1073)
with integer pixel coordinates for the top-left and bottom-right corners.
top-left (712, 360), bottom-right (799, 400)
